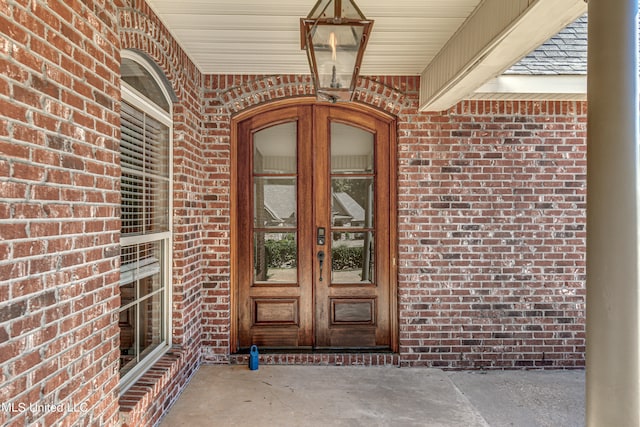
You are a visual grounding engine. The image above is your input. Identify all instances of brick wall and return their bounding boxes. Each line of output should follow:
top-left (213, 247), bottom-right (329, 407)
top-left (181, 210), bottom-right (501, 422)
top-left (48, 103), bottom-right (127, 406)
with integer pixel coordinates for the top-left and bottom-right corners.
top-left (397, 98), bottom-right (586, 368)
top-left (200, 74), bottom-right (234, 363)
top-left (0, 0), bottom-right (122, 425)
top-left (202, 75), bottom-right (586, 369)
top-left (1, 0), bottom-right (206, 425)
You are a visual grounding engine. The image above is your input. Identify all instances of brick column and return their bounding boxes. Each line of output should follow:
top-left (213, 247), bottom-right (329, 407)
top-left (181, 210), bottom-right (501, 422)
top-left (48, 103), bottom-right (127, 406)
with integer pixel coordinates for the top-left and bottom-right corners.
top-left (587, 1), bottom-right (640, 425)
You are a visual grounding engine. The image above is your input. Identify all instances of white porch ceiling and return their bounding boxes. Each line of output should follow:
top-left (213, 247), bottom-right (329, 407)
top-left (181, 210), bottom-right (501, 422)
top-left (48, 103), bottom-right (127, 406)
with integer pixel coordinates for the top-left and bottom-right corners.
top-left (144, 0), bottom-right (588, 111)
top-left (145, 0), bottom-right (483, 75)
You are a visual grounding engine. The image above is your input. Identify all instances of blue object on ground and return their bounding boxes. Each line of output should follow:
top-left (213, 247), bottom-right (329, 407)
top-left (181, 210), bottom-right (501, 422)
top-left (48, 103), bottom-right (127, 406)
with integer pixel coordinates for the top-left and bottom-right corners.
top-left (249, 345), bottom-right (259, 370)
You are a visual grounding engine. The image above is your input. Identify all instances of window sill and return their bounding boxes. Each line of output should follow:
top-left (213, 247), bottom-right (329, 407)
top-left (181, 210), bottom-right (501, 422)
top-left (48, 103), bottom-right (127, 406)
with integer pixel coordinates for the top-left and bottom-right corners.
top-left (118, 348), bottom-right (192, 427)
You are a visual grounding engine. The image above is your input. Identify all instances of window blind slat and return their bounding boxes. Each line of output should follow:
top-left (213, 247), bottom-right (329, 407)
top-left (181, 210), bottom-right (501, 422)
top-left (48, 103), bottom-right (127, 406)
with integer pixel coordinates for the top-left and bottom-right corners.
top-left (120, 101), bottom-right (170, 237)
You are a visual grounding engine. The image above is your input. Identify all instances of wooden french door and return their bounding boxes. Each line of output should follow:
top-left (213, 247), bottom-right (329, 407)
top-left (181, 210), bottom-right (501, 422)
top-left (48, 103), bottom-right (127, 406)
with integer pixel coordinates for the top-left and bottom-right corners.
top-left (236, 102), bottom-right (395, 351)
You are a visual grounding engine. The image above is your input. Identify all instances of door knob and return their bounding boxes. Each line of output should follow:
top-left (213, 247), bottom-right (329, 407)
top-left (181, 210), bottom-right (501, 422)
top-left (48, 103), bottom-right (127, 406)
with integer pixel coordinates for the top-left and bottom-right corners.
top-left (317, 250), bottom-right (325, 282)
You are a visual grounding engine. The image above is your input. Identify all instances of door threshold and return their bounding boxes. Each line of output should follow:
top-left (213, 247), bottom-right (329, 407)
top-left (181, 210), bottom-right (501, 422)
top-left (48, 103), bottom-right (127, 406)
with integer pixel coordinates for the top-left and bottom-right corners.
top-left (234, 347), bottom-right (392, 354)
top-left (229, 351), bottom-right (400, 367)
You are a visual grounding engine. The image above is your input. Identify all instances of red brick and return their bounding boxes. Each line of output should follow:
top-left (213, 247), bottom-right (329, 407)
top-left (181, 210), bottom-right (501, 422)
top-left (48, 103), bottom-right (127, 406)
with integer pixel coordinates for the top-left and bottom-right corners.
top-left (43, 370), bottom-right (71, 395)
top-left (0, 340), bottom-right (25, 364)
top-left (29, 222), bottom-right (59, 238)
top-left (0, 14), bottom-right (29, 45)
top-left (33, 112), bottom-right (60, 132)
top-left (0, 181), bottom-right (28, 200)
top-left (12, 240), bottom-right (47, 259)
top-left (12, 162), bottom-right (47, 182)
top-left (0, 376), bottom-right (27, 403)
top-left (32, 146), bottom-right (60, 165)
top-left (30, 184), bottom-right (61, 201)
top-left (28, 256), bottom-right (55, 275)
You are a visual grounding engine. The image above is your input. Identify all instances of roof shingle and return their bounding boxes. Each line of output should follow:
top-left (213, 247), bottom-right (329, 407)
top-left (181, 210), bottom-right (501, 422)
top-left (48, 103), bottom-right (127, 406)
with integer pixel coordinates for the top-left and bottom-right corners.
top-left (506, 14), bottom-right (588, 75)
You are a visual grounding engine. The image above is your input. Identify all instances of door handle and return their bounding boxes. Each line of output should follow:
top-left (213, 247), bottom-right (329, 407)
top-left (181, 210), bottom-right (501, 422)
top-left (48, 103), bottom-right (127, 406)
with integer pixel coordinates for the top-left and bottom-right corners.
top-left (317, 250), bottom-right (325, 282)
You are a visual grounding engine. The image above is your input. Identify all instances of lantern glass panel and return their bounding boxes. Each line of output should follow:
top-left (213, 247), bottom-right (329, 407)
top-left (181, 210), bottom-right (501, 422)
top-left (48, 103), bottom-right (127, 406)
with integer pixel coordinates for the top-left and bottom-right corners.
top-left (311, 24), bottom-right (363, 91)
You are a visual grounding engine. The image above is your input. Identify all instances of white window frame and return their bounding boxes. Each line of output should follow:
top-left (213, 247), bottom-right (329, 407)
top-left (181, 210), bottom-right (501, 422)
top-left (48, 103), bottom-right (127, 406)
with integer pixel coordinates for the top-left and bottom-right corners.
top-left (119, 50), bottom-right (173, 393)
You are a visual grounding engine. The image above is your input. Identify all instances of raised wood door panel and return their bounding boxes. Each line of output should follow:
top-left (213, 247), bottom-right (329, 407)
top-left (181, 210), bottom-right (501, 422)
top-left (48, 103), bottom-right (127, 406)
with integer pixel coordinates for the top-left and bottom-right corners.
top-left (236, 102), bottom-right (395, 351)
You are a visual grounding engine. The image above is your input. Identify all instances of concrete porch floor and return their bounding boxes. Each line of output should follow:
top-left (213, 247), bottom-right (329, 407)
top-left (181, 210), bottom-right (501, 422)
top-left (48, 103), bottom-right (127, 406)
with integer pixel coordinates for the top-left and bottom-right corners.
top-left (159, 365), bottom-right (584, 426)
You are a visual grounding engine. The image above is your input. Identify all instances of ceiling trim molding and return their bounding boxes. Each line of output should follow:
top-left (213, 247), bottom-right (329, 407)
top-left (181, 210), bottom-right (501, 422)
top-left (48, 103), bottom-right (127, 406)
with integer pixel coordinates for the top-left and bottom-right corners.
top-left (419, 0), bottom-right (588, 112)
top-left (470, 74), bottom-right (587, 100)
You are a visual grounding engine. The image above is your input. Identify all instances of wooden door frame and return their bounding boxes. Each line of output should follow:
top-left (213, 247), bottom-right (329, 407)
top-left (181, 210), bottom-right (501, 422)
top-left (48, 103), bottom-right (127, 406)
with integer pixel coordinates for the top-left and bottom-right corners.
top-left (229, 98), bottom-right (399, 353)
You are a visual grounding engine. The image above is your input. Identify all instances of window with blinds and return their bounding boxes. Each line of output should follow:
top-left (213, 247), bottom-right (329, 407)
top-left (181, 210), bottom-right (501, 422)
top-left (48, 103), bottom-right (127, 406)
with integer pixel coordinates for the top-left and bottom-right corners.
top-left (121, 101), bottom-right (170, 236)
top-left (119, 53), bottom-right (172, 392)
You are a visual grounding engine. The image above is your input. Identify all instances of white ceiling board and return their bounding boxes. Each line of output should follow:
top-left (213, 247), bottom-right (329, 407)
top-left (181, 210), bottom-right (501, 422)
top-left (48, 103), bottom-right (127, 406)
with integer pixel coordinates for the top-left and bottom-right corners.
top-left (145, 0), bottom-right (483, 75)
top-left (148, 1), bottom-right (480, 18)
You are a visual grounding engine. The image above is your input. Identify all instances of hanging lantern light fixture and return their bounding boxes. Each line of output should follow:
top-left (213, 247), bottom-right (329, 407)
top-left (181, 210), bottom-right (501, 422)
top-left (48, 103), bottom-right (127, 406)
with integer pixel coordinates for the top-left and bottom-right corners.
top-left (300, 0), bottom-right (374, 102)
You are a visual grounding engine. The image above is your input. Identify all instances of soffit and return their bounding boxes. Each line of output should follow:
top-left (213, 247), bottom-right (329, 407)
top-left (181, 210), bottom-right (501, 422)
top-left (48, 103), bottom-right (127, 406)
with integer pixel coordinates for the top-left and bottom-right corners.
top-left (418, 0), bottom-right (587, 111)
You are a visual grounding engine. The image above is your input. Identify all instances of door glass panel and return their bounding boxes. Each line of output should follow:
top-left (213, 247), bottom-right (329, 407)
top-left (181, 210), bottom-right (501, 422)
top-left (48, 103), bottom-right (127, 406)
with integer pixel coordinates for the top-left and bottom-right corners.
top-left (254, 178), bottom-right (297, 227)
top-left (331, 177), bottom-right (374, 228)
top-left (254, 232), bottom-right (297, 283)
top-left (254, 122), bottom-right (297, 174)
top-left (253, 121), bottom-right (298, 285)
top-left (331, 231), bottom-right (374, 284)
top-left (330, 122), bottom-right (375, 285)
top-left (331, 123), bottom-right (373, 173)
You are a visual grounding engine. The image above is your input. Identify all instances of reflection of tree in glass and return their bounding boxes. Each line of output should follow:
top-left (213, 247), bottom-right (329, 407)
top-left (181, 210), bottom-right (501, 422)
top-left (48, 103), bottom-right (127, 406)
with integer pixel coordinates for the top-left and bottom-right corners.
top-left (331, 245), bottom-right (363, 270)
top-left (265, 235), bottom-right (297, 269)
